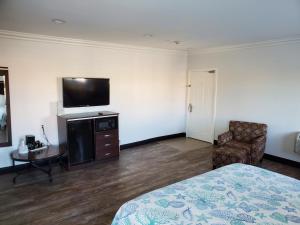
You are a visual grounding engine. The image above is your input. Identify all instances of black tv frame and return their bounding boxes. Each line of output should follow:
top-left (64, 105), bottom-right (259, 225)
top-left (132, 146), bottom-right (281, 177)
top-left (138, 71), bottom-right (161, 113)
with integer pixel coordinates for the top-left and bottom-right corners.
top-left (62, 77), bottom-right (110, 108)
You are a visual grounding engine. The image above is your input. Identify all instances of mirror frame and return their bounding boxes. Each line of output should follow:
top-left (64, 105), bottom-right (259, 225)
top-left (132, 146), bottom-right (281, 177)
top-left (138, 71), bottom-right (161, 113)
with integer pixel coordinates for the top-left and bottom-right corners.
top-left (0, 67), bottom-right (12, 147)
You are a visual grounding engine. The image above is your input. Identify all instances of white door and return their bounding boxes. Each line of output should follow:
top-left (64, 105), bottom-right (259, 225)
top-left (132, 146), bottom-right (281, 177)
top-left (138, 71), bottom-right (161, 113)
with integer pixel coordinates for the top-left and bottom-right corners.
top-left (186, 70), bottom-right (216, 143)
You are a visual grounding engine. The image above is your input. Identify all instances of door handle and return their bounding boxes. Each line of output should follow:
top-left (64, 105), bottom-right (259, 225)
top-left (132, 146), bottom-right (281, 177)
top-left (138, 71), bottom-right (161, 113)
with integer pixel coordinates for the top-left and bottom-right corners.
top-left (104, 143), bottom-right (111, 147)
top-left (188, 103), bottom-right (193, 112)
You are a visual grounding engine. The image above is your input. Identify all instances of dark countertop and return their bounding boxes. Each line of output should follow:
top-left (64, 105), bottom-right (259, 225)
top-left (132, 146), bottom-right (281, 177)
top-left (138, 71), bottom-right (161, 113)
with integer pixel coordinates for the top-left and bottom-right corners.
top-left (58, 111), bottom-right (119, 120)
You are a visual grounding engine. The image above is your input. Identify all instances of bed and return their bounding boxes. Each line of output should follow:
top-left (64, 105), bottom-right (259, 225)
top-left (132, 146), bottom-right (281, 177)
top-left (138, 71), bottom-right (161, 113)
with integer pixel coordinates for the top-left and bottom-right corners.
top-left (112, 163), bottom-right (300, 225)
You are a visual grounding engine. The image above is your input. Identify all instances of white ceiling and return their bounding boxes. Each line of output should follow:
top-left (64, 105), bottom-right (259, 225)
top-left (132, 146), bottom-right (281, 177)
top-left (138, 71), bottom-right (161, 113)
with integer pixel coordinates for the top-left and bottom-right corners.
top-left (0, 0), bottom-right (299, 50)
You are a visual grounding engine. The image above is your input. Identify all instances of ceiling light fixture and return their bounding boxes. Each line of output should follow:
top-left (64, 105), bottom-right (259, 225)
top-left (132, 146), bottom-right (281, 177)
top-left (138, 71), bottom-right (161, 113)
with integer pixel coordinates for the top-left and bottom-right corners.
top-left (166, 40), bottom-right (182, 45)
top-left (51, 19), bottom-right (66, 24)
top-left (143, 34), bottom-right (153, 38)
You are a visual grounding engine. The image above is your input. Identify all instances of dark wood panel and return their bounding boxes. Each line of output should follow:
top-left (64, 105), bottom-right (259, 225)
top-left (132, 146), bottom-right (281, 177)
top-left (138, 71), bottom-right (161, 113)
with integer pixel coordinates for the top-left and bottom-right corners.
top-left (95, 129), bottom-right (118, 142)
top-left (95, 143), bottom-right (119, 160)
top-left (0, 67), bottom-right (12, 147)
top-left (95, 131), bottom-right (119, 160)
top-left (57, 113), bottom-right (119, 168)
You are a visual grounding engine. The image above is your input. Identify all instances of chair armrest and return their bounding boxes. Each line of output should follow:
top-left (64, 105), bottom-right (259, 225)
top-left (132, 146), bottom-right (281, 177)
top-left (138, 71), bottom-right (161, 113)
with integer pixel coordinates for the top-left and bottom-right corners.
top-left (251, 136), bottom-right (267, 164)
top-left (218, 131), bottom-right (233, 146)
top-left (252, 135), bottom-right (266, 146)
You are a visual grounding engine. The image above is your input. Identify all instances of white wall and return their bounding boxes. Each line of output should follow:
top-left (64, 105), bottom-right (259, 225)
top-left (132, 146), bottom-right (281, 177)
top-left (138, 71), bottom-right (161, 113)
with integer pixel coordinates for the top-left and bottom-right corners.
top-left (0, 35), bottom-right (187, 168)
top-left (189, 42), bottom-right (300, 162)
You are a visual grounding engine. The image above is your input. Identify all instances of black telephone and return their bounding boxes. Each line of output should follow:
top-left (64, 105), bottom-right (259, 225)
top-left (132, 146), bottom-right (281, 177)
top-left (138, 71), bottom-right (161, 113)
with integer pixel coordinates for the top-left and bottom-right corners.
top-left (25, 135), bottom-right (45, 150)
top-left (25, 125), bottom-right (50, 150)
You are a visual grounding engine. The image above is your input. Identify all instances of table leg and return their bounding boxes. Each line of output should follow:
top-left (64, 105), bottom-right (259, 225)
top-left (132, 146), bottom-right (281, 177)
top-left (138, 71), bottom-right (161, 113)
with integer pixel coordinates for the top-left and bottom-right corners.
top-left (12, 160), bottom-right (28, 184)
top-left (12, 160), bottom-right (32, 184)
top-left (58, 155), bottom-right (68, 171)
top-left (12, 159), bottom-right (17, 184)
top-left (30, 160), bottom-right (53, 183)
top-left (48, 159), bottom-right (52, 183)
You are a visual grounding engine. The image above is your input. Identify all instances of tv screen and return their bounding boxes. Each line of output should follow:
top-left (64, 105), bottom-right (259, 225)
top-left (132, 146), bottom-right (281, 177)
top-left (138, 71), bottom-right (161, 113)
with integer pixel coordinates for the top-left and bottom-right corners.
top-left (63, 78), bottom-right (110, 108)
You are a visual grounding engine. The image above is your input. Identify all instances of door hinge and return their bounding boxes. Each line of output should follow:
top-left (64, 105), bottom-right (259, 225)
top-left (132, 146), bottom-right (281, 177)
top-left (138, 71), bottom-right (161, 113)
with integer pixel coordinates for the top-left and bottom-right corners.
top-left (188, 103), bottom-right (193, 112)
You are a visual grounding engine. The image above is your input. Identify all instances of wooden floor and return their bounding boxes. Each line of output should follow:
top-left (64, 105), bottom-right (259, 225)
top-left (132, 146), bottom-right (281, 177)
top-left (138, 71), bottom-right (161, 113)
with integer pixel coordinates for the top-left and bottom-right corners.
top-left (0, 137), bottom-right (299, 225)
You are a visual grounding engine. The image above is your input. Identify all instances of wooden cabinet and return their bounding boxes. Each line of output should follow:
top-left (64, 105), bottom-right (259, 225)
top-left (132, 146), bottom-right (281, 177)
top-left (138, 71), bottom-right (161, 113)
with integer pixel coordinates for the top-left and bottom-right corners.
top-left (57, 111), bottom-right (119, 168)
top-left (95, 130), bottom-right (119, 160)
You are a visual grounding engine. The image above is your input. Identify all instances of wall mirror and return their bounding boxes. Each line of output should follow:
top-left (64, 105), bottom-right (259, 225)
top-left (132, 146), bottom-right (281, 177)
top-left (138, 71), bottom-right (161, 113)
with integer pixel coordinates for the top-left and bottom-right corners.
top-left (0, 67), bottom-right (12, 147)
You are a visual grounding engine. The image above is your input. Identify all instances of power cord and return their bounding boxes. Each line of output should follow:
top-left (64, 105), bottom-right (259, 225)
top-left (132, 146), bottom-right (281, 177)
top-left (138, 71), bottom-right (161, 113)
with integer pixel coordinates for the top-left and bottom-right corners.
top-left (41, 125), bottom-right (51, 146)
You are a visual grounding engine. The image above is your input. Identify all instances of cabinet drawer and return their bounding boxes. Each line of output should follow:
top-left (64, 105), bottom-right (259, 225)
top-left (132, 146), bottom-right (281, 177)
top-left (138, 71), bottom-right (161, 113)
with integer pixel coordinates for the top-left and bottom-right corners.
top-left (95, 142), bottom-right (119, 160)
top-left (95, 129), bottom-right (118, 141)
top-left (95, 131), bottom-right (119, 160)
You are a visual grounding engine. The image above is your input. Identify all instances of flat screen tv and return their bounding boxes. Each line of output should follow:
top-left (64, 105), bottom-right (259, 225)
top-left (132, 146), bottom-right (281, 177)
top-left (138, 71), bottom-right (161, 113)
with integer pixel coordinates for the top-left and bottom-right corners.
top-left (63, 78), bottom-right (110, 108)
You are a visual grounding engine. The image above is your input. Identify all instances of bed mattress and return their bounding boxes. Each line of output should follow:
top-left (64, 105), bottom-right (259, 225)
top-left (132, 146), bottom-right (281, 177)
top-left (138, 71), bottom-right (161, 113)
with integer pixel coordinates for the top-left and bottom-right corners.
top-left (112, 163), bottom-right (300, 225)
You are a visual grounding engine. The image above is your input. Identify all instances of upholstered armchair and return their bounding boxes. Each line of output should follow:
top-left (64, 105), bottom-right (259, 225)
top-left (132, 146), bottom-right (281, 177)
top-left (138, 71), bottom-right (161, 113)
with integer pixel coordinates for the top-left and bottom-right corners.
top-left (218, 121), bottom-right (267, 164)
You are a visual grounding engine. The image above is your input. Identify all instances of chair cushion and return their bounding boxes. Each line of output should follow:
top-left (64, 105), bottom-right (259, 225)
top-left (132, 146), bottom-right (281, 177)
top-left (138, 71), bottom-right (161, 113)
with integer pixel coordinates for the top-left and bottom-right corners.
top-left (225, 140), bottom-right (251, 152)
top-left (212, 147), bottom-right (249, 168)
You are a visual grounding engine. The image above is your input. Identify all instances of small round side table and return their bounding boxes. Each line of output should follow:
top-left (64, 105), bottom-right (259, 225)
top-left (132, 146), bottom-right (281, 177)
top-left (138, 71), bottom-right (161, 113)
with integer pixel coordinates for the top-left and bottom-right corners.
top-left (10, 146), bottom-right (65, 184)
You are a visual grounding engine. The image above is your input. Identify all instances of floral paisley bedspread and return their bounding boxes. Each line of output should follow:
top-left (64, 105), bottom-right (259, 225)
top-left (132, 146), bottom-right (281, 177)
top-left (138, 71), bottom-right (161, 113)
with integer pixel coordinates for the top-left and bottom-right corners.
top-left (112, 163), bottom-right (300, 225)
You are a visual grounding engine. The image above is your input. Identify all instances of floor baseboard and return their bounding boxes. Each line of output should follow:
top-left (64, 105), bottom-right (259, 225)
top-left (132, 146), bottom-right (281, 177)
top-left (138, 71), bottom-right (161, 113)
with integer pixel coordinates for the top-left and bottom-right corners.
top-left (3, 135), bottom-right (298, 175)
top-left (0, 133), bottom-right (186, 175)
top-left (263, 153), bottom-right (300, 168)
top-left (120, 133), bottom-right (186, 150)
top-left (0, 158), bottom-right (64, 175)
top-left (0, 163), bottom-right (29, 175)
top-left (214, 140), bottom-right (299, 168)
